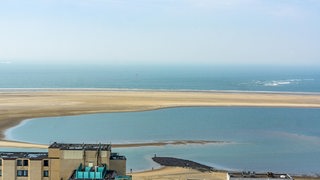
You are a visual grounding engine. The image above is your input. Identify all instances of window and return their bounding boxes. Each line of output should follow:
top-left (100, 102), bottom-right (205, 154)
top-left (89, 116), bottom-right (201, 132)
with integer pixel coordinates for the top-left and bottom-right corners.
top-left (17, 160), bottom-right (22, 166)
top-left (17, 170), bottom-right (22, 176)
top-left (0, 159), bottom-right (2, 166)
top-left (17, 170), bottom-right (28, 177)
top-left (43, 170), bottom-right (49, 177)
top-left (23, 160), bottom-right (28, 166)
top-left (23, 170), bottom-right (28, 176)
top-left (43, 160), bottom-right (49, 166)
top-left (0, 170), bottom-right (2, 176)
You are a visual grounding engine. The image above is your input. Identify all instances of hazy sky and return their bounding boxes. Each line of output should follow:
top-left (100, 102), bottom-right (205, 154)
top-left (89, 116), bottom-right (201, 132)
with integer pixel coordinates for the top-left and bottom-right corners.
top-left (0, 0), bottom-right (319, 65)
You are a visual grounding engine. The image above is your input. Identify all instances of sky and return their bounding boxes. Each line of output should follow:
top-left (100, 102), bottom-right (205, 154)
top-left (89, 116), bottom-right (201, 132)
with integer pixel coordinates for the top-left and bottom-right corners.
top-left (0, 0), bottom-right (320, 66)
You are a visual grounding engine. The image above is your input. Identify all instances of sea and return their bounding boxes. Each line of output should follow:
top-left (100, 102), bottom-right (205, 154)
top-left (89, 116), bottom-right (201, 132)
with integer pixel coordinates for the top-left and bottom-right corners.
top-left (1, 63), bottom-right (320, 175)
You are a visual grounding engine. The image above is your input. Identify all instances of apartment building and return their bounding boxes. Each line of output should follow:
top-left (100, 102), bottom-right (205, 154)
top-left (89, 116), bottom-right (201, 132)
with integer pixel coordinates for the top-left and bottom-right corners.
top-left (0, 142), bottom-right (128, 180)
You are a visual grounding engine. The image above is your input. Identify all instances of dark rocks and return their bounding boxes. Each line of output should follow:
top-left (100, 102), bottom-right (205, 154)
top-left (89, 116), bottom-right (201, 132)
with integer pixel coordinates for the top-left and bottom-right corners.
top-left (152, 157), bottom-right (215, 172)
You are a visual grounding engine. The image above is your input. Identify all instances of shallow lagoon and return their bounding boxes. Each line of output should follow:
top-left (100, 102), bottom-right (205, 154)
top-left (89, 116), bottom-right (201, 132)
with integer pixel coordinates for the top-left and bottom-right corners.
top-left (6, 107), bottom-right (320, 174)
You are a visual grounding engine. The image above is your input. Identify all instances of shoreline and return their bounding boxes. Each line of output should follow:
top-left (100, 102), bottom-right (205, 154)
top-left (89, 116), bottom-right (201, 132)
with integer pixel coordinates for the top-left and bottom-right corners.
top-left (0, 140), bottom-right (228, 149)
top-left (1, 90), bottom-right (320, 147)
top-left (1, 87), bottom-right (320, 95)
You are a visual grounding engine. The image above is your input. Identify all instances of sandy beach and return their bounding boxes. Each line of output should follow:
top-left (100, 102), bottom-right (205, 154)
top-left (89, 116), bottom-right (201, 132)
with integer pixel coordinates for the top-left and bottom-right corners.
top-left (130, 166), bottom-right (320, 180)
top-left (130, 166), bottom-right (227, 180)
top-left (1, 90), bottom-right (320, 148)
top-left (1, 90), bottom-right (320, 179)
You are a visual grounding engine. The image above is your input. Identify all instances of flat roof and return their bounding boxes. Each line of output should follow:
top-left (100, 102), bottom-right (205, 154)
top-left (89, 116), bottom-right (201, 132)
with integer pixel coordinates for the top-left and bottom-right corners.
top-left (49, 142), bottom-right (112, 151)
top-left (0, 152), bottom-right (48, 160)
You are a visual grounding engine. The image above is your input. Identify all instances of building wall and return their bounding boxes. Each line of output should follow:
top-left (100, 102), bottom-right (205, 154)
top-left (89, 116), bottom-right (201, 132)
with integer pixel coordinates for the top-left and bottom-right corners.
top-left (42, 159), bottom-right (50, 180)
top-left (49, 158), bottom-right (60, 180)
top-left (1, 159), bottom-right (49, 180)
top-left (59, 150), bottom-right (83, 179)
top-left (16, 176), bottom-right (28, 180)
top-left (0, 162), bottom-right (1, 179)
top-left (110, 159), bottom-right (126, 176)
top-left (16, 159), bottom-right (29, 180)
top-left (63, 150), bottom-right (83, 160)
top-left (2, 159), bottom-right (16, 180)
top-left (101, 151), bottom-right (110, 166)
top-left (1, 145), bottom-right (125, 180)
top-left (59, 159), bottom-right (82, 179)
top-left (81, 150), bottom-right (110, 167)
top-left (48, 148), bottom-right (60, 158)
top-left (83, 150), bottom-right (96, 166)
top-left (29, 160), bottom-right (42, 180)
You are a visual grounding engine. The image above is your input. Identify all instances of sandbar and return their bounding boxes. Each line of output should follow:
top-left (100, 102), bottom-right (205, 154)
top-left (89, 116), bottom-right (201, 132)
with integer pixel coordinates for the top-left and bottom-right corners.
top-left (0, 140), bottom-right (226, 149)
top-left (1, 90), bottom-right (320, 148)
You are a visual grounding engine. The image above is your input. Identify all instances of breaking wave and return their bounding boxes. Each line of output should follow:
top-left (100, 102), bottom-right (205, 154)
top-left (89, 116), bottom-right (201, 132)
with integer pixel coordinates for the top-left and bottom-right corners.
top-left (251, 79), bottom-right (314, 87)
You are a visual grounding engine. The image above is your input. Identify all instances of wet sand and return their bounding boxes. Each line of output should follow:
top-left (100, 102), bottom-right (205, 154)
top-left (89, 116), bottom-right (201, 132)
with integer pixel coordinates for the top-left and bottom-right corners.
top-left (1, 90), bottom-right (320, 148)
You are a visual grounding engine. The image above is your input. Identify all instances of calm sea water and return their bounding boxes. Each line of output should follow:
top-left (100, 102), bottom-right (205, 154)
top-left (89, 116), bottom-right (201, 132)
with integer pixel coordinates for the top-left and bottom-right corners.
top-left (1, 64), bottom-right (320, 174)
top-left (0, 64), bottom-right (319, 92)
